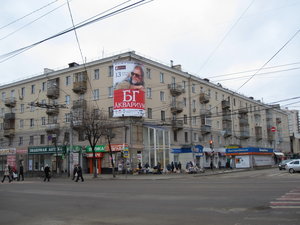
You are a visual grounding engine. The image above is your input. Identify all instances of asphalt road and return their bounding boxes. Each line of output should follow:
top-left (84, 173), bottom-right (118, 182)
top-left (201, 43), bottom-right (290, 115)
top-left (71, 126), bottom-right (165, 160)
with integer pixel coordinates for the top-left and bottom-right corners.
top-left (0, 168), bottom-right (299, 225)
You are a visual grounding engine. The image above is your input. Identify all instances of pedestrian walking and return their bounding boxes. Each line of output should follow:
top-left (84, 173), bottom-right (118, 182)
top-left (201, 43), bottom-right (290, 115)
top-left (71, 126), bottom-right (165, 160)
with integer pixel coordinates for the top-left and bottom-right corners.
top-left (75, 165), bottom-right (84, 182)
top-left (171, 161), bottom-right (175, 172)
top-left (1, 164), bottom-right (12, 183)
top-left (18, 163), bottom-right (24, 181)
top-left (72, 164), bottom-right (78, 180)
top-left (43, 164), bottom-right (51, 182)
top-left (178, 161), bottom-right (182, 172)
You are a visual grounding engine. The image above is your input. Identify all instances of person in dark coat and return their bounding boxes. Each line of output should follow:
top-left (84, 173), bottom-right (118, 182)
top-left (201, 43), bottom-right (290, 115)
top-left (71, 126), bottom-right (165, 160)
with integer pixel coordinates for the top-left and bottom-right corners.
top-left (75, 165), bottom-right (84, 182)
top-left (72, 164), bottom-right (78, 180)
top-left (44, 164), bottom-right (51, 182)
top-left (171, 161), bottom-right (175, 172)
top-left (18, 164), bottom-right (24, 181)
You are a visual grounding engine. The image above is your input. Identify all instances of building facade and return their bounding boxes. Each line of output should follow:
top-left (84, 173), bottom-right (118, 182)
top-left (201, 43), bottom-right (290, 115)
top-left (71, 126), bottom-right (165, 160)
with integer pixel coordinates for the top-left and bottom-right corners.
top-left (0, 51), bottom-right (290, 174)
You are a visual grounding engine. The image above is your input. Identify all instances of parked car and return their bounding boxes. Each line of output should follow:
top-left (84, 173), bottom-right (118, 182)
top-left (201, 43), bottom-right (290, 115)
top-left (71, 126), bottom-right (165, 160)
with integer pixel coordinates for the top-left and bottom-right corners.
top-left (278, 159), bottom-right (293, 170)
top-left (286, 159), bottom-right (300, 173)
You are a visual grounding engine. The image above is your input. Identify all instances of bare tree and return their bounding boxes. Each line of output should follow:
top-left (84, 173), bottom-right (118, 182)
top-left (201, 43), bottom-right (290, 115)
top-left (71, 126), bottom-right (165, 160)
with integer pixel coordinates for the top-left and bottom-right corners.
top-left (73, 108), bottom-right (109, 178)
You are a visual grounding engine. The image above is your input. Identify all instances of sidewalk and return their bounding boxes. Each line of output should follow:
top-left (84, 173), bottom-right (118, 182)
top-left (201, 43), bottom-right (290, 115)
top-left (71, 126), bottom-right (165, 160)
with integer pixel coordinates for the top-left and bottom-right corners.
top-left (82, 167), bottom-right (251, 180)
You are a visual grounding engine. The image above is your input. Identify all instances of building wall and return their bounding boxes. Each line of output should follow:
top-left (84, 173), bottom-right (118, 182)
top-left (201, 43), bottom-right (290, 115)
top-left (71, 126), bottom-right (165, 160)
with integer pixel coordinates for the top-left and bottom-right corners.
top-left (0, 51), bottom-right (291, 171)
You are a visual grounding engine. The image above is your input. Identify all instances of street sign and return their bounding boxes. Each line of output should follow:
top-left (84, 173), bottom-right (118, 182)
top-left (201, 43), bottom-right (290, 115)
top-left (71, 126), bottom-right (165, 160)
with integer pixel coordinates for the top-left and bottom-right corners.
top-left (271, 127), bottom-right (276, 132)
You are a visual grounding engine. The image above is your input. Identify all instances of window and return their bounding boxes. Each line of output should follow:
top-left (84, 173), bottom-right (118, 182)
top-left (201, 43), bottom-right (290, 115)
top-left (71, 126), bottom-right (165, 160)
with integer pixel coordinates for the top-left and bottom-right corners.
top-left (192, 84), bottom-right (196, 93)
top-left (147, 88), bottom-right (152, 98)
top-left (193, 133), bottom-right (198, 142)
top-left (40, 135), bottom-right (45, 144)
top-left (192, 100), bottom-right (196, 110)
top-left (184, 115), bottom-right (188, 124)
top-left (30, 119), bottom-right (34, 127)
top-left (208, 89), bottom-right (211, 96)
top-left (64, 132), bottom-right (70, 144)
top-left (30, 102), bottom-right (35, 112)
top-left (109, 65), bottom-right (113, 77)
top-left (147, 108), bottom-right (152, 119)
top-left (93, 89), bottom-right (100, 100)
top-left (146, 68), bottom-right (151, 79)
top-left (215, 92), bottom-right (218, 101)
top-left (66, 76), bottom-right (71, 86)
top-left (65, 113), bottom-right (71, 123)
top-left (19, 119), bottom-right (24, 128)
top-left (161, 111), bottom-right (165, 121)
top-left (185, 132), bottom-right (188, 143)
top-left (2, 92), bottom-right (6, 101)
top-left (21, 87), bottom-right (25, 98)
top-left (65, 95), bottom-right (70, 105)
top-left (182, 81), bottom-right (186, 89)
top-left (31, 84), bottom-right (35, 94)
top-left (19, 137), bottom-right (23, 146)
top-left (160, 91), bottom-right (165, 101)
top-left (29, 136), bottom-right (34, 145)
top-left (108, 107), bottom-right (113, 118)
top-left (78, 130), bottom-right (85, 142)
top-left (192, 116), bottom-right (197, 125)
top-left (42, 82), bottom-right (46, 92)
top-left (0, 108), bottom-right (4, 117)
top-left (94, 69), bottom-right (100, 80)
top-left (0, 123), bottom-right (3, 130)
top-left (41, 117), bottom-right (46, 126)
top-left (183, 98), bottom-right (187, 107)
top-left (160, 72), bottom-right (164, 83)
top-left (233, 98), bottom-right (236, 106)
top-left (173, 130), bottom-right (178, 142)
top-left (108, 87), bottom-right (113, 97)
top-left (20, 104), bottom-right (24, 113)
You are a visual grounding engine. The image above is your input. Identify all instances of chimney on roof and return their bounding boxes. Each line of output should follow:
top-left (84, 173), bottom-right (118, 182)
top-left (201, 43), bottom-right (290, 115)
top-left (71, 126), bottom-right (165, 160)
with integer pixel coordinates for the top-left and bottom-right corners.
top-left (68, 62), bottom-right (79, 68)
top-left (44, 68), bottom-right (54, 74)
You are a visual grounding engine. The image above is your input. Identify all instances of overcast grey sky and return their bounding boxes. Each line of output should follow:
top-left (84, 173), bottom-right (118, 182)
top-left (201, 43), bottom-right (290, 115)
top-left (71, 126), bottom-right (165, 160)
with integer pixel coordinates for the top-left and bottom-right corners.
top-left (0, 0), bottom-right (299, 109)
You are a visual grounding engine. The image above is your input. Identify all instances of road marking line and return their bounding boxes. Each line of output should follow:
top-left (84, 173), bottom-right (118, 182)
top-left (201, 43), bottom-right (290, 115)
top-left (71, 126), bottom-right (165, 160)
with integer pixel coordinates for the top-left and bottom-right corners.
top-left (271, 206), bottom-right (300, 209)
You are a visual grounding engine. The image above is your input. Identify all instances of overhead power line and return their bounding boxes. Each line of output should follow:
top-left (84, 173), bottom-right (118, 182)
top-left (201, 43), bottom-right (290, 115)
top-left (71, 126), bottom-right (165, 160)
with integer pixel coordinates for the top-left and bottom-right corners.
top-left (0, 0), bottom-right (153, 64)
top-left (0, 0), bottom-right (59, 30)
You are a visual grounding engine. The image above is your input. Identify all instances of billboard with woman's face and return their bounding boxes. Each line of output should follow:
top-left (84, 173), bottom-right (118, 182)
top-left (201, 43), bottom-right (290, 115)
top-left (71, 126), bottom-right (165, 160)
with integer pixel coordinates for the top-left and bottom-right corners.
top-left (113, 62), bottom-right (145, 117)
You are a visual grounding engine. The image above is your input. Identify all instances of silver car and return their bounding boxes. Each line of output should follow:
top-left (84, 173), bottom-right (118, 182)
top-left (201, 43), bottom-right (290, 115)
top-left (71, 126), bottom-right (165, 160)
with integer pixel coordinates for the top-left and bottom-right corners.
top-left (286, 159), bottom-right (300, 173)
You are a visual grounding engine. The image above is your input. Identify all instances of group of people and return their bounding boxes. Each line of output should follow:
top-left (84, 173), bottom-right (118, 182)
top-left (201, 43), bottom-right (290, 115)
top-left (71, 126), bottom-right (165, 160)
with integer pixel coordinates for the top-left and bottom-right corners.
top-left (166, 161), bottom-right (182, 173)
top-left (1, 163), bottom-right (24, 183)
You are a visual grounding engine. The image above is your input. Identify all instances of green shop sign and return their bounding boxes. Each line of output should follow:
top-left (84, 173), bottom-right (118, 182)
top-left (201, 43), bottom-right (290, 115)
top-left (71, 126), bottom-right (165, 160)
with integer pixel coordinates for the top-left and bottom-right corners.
top-left (86, 145), bottom-right (106, 153)
top-left (28, 146), bottom-right (66, 154)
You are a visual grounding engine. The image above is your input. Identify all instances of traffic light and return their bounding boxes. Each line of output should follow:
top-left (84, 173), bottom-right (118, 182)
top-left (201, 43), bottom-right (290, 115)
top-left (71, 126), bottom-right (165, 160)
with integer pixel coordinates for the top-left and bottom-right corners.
top-left (209, 140), bottom-right (213, 149)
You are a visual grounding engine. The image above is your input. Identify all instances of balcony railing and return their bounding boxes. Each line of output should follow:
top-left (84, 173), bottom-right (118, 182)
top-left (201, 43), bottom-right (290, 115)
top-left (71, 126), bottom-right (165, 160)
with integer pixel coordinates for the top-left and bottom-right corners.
top-left (4, 113), bottom-right (15, 120)
top-left (45, 123), bottom-right (60, 133)
top-left (239, 130), bottom-right (250, 139)
top-left (47, 86), bottom-right (59, 99)
top-left (170, 101), bottom-right (184, 113)
top-left (168, 83), bottom-right (185, 96)
top-left (199, 93), bottom-right (210, 104)
top-left (221, 100), bottom-right (230, 109)
top-left (46, 107), bottom-right (59, 115)
top-left (4, 128), bottom-right (15, 138)
top-left (72, 99), bottom-right (87, 109)
top-left (171, 120), bottom-right (183, 129)
top-left (4, 97), bottom-right (17, 107)
top-left (201, 125), bottom-right (211, 134)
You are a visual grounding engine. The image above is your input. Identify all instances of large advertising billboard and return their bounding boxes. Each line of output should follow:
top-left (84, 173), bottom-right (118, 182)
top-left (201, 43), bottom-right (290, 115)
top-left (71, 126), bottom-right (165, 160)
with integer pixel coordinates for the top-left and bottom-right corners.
top-left (113, 61), bottom-right (145, 117)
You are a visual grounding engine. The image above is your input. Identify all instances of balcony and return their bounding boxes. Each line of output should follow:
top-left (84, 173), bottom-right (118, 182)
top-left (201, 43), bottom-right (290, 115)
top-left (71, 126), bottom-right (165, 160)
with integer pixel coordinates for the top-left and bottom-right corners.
top-left (46, 107), bottom-right (59, 115)
top-left (45, 123), bottom-right (60, 133)
top-left (170, 101), bottom-right (184, 113)
top-left (4, 97), bottom-right (17, 107)
top-left (223, 129), bottom-right (232, 138)
top-left (276, 118), bottom-right (282, 124)
top-left (200, 109), bottom-right (211, 116)
top-left (73, 71), bottom-right (87, 94)
top-left (171, 120), bottom-right (183, 130)
top-left (239, 118), bottom-right (249, 125)
top-left (199, 93), bottom-right (210, 104)
top-left (4, 113), bottom-right (15, 121)
top-left (238, 108), bottom-right (248, 114)
top-left (168, 83), bottom-right (185, 96)
top-left (221, 100), bottom-right (230, 109)
top-left (222, 113), bottom-right (232, 121)
top-left (4, 128), bottom-right (15, 138)
top-left (72, 99), bottom-right (87, 109)
top-left (72, 120), bottom-right (84, 130)
top-left (255, 126), bottom-right (262, 141)
top-left (239, 130), bottom-right (250, 139)
top-left (267, 132), bottom-right (275, 142)
top-left (201, 125), bottom-right (211, 134)
top-left (47, 86), bottom-right (59, 99)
